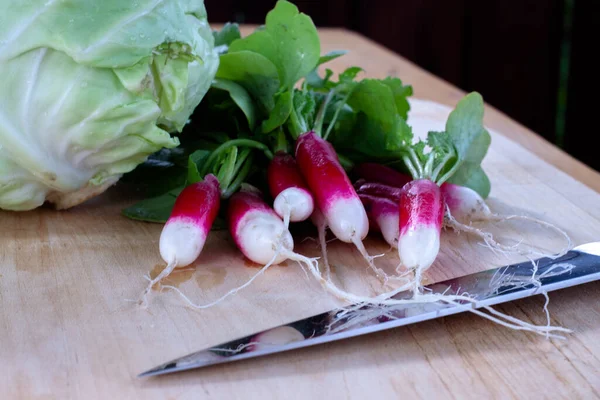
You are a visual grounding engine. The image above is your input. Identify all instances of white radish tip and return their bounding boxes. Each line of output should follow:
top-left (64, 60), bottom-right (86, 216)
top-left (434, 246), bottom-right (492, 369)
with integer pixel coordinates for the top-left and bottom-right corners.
top-left (397, 226), bottom-right (440, 271)
top-left (377, 213), bottom-right (399, 249)
top-left (324, 196), bottom-right (369, 243)
top-left (274, 187), bottom-right (314, 222)
top-left (236, 213), bottom-right (294, 265)
top-left (159, 218), bottom-right (207, 267)
top-left (443, 183), bottom-right (491, 222)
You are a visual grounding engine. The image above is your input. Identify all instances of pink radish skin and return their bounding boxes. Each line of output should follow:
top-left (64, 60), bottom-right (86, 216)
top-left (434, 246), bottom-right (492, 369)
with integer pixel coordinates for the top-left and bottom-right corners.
top-left (159, 187), bottom-right (319, 310)
top-left (358, 193), bottom-right (380, 233)
top-left (159, 174), bottom-right (221, 266)
top-left (228, 189), bottom-right (294, 265)
top-left (140, 174), bottom-right (221, 307)
top-left (359, 194), bottom-right (400, 248)
top-left (441, 182), bottom-right (493, 222)
top-left (295, 131), bottom-right (368, 244)
top-left (353, 162), bottom-right (412, 189)
top-left (398, 179), bottom-right (444, 274)
top-left (295, 131), bottom-right (391, 281)
top-left (267, 152), bottom-right (315, 225)
top-left (355, 181), bottom-right (404, 202)
top-left (440, 182), bottom-right (572, 258)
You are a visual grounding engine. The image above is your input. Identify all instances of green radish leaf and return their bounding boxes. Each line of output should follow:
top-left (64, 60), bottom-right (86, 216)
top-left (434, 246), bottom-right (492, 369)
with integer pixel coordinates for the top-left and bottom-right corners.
top-left (261, 90), bottom-right (293, 133)
top-left (332, 113), bottom-right (412, 164)
top-left (211, 79), bottom-right (257, 130)
top-left (339, 67), bottom-right (364, 84)
top-left (318, 50), bottom-right (348, 65)
top-left (122, 186), bottom-right (227, 230)
top-left (304, 66), bottom-right (362, 92)
top-left (187, 149), bottom-right (212, 184)
top-left (304, 68), bottom-right (334, 90)
top-left (347, 79), bottom-right (405, 135)
top-left (450, 165), bottom-right (491, 199)
top-left (216, 51), bottom-right (280, 113)
top-left (287, 89), bottom-right (321, 138)
top-left (381, 77), bottom-right (413, 120)
top-left (122, 187), bottom-right (183, 223)
top-left (325, 78), bottom-right (413, 164)
top-left (213, 22), bottom-right (241, 49)
top-left (444, 92), bottom-right (492, 198)
top-left (228, 0), bottom-right (320, 89)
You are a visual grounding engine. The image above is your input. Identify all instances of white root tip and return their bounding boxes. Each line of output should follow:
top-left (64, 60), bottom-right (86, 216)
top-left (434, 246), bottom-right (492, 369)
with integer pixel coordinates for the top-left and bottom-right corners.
top-left (138, 260), bottom-right (178, 309)
top-left (274, 188), bottom-right (314, 224)
top-left (444, 206), bottom-right (572, 260)
top-left (299, 244), bottom-right (570, 340)
top-left (351, 237), bottom-right (395, 285)
top-left (164, 223), bottom-right (303, 310)
top-left (165, 244), bottom-right (283, 310)
top-left (488, 213), bottom-right (573, 258)
top-left (313, 216), bottom-right (332, 281)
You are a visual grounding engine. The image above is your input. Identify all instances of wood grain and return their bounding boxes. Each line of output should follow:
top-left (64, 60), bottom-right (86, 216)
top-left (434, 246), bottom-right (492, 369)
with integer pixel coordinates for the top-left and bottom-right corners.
top-left (1, 27), bottom-right (600, 400)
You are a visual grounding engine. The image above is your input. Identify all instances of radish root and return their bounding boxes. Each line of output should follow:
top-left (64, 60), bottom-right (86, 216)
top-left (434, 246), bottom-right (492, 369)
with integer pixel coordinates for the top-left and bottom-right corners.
top-left (163, 251), bottom-right (280, 309)
top-left (163, 230), bottom-right (319, 310)
top-left (444, 205), bottom-right (572, 260)
top-left (485, 213), bottom-right (572, 257)
top-left (303, 255), bottom-right (571, 339)
top-left (138, 259), bottom-right (177, 309)
top-left (316, 219), bottom-right (332, 281)
top-left (351, 237), bottom-right (405, 286)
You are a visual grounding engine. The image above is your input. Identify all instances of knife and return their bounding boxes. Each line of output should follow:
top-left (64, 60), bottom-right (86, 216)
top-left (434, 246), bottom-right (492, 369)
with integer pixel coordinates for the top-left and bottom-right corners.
top-left (139, 241), bottom-right (600, 378)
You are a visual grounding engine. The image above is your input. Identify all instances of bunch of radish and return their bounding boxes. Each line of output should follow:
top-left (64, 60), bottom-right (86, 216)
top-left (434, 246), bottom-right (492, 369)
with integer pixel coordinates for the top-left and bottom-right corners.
top-left (134, 83), bottom-right (568, 335)
top-left (123, 0), bottom-right (574, 339)
top-left (353, 162), bottom-right (571, 262)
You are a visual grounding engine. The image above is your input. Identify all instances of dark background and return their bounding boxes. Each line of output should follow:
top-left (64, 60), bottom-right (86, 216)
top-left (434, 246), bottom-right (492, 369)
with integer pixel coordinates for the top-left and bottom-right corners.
top-left (204, 0), bottom-right (599, 173)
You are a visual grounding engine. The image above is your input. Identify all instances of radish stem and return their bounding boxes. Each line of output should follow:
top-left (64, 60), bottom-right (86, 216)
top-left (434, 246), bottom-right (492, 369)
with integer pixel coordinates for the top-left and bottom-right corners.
top-left (200, 139), bottom-right (273, 177)
top-left (313, 91), bottom-right (335, 136)
top-left (409, 148), bottom-right (423, 178)
top-left (221, 153), bottom-right (254, 198)
top-left (323, 91), bottom-right (352, 141)
top-left (423, 152), bottom-right (435, 178)
top-left (402, 155), bottom-right (419, 180)
top-left (430, 152), bottom-right (453, 182)
top-left (139, 259), bottom-right (177, 308)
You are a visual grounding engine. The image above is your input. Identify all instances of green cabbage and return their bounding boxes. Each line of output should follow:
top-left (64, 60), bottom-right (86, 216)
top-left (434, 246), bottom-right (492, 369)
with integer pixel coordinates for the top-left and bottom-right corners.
top-left (0, 0), bottom-right (219, 210)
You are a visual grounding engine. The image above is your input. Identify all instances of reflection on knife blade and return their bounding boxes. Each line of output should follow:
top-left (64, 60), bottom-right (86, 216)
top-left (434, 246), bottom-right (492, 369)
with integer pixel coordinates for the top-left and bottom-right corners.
top-left (139, 241), bottom-right (600, 378)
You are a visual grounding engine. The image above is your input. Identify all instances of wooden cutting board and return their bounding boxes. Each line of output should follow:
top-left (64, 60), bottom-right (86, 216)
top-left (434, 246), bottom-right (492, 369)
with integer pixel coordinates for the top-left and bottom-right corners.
top-left (2, 92), bottom-right (600, 399)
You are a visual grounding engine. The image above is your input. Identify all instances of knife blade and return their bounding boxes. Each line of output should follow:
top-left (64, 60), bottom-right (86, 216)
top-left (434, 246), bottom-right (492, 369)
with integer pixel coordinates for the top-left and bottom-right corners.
top-left (139, 241), bottom-right (600, 378)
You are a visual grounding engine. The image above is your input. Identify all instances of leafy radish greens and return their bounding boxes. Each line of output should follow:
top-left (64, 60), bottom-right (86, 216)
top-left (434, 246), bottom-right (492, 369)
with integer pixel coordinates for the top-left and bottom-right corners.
top-left (121, 0), bottom-right (492, 223)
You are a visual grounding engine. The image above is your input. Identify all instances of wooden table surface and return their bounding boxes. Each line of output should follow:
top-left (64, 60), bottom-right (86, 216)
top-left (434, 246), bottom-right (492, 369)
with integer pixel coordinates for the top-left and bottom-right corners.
top-left (2, 27), bottom-right (600, 399)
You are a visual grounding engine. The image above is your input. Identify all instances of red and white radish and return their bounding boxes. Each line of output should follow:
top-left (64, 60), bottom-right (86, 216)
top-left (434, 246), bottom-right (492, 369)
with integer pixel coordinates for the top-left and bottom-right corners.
top-left (397, 178), bottom-right (444, 292)
top-left (295, 131), bottom-right (387, 280)
top-left (441, 182), bottom-right (492, 223)
top-left (227, 187), bottom-right (294, 265)
top-left (267, 151), bottom-right (315, 228)
top-left (162, 185), bottom-right (319, 309)
top-left (441, 182), bottom-right (571, 258)
top-left (359, 193), bottom-right (400, 249)
top-left (353, 162), bottom-right (412, 189)
top-left (139, 174), bottom-right (221, 307)
top-left (355, 180), bottom-right (404, 203)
